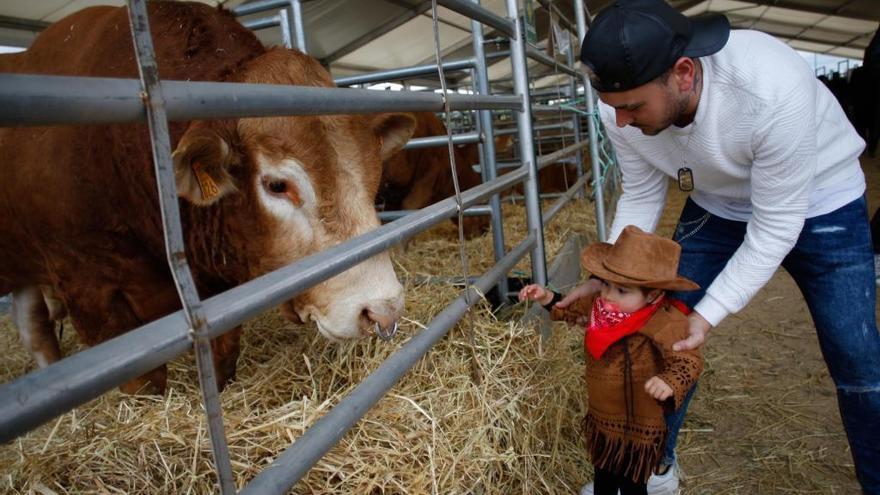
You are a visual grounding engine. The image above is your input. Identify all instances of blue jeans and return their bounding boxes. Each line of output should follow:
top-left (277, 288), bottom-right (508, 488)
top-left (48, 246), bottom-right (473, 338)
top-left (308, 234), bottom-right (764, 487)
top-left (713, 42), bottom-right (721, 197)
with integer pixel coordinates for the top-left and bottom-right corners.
top-left (665, 196), bottom-right (880, 493)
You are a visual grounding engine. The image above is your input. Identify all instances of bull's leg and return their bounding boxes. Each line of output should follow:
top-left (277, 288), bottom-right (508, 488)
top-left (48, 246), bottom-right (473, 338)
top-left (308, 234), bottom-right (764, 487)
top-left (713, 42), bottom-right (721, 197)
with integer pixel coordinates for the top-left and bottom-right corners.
top-left (210, 326), bottom-right (242, 392)
top-left (66, 282), bottom-right (175, 395)
top-left (118, 366), bottom-right (168, 395)
top-left (11, 286), bottom-right (62, 368)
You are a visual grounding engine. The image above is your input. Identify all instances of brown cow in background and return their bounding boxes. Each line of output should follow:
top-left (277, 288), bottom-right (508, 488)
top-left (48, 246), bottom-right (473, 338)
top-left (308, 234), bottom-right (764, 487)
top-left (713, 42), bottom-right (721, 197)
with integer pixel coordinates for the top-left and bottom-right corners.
top-left (377, 112), bottom-right (514, 238)
top-left (0, 2), bottom-right (415, 394)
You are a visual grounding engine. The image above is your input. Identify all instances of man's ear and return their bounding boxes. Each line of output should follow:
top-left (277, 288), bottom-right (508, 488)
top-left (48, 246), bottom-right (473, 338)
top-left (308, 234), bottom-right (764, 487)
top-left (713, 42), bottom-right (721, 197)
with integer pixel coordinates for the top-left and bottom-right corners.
top-left (672, 56), bottom-right (697, 92)
top-left (647, 289), bottom-right (664, 304)
top-left (172, 123), bottom-right (239, 206)
top-left (371, 112), bottom-right (416, 161)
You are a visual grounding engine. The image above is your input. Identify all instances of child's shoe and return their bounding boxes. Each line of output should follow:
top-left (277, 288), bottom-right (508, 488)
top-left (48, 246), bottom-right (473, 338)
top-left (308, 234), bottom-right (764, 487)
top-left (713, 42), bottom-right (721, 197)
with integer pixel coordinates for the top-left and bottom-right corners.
top-left (578, 463), bottom-right (680, 495)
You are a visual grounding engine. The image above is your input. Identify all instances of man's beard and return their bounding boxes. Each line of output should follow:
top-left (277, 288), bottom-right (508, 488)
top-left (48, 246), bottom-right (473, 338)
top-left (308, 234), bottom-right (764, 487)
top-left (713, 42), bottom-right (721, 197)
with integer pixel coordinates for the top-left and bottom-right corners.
top-left (637, 89), bottom-right (690, 136)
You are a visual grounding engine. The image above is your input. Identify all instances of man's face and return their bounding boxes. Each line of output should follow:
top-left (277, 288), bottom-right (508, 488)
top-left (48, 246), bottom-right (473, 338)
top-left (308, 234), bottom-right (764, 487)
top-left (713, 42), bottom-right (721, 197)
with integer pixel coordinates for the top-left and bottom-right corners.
top-left (598, 77), bottom-right (689, 136)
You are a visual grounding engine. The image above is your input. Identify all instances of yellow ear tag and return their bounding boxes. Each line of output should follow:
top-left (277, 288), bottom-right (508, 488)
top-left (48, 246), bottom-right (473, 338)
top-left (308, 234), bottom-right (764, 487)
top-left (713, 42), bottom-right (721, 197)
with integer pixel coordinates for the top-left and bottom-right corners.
top-left (192, 161), bottom-right (221, 201)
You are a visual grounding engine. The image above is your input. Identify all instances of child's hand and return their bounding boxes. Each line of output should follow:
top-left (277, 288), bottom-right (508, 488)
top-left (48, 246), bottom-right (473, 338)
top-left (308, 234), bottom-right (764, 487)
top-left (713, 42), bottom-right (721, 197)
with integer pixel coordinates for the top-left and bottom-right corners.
top-left (518, 284), bottom-right (553, 306)
top-left (645, 376), bottom-right (673, 401)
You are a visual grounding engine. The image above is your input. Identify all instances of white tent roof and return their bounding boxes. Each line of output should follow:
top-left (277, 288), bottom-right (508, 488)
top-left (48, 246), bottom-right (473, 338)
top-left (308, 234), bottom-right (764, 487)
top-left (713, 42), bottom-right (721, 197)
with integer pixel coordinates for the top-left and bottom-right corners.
top-left (1, 0), bottom-right (877, 87)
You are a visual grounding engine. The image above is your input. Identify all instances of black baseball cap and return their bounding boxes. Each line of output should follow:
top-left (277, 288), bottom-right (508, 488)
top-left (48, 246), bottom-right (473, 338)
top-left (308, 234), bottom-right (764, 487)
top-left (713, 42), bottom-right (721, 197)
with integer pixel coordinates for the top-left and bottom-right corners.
top-left (580, 0), bottom-right (730, 92)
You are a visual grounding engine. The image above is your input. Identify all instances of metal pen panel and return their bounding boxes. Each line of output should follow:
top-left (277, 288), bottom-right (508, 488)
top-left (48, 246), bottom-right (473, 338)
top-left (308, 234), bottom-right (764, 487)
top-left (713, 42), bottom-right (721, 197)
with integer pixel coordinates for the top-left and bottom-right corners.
top-left (436, 0), bottom-right (515, 37)
top-left (470, 0), bottom-right (508, 303)
top-left (403, 131), bottom-right (481, 150)
top-left (525, 45), bottom-right (581, 78)
top-left (505, 0), bottom-right (547, 287)
top-left (125, 1), bottom-right (234, 492)
top-left (240, 15), bottom-right (281, 31)
top-left (232, 0), bottom-right (296, 16)
top-left (335, 58), bottom-right (475, 86)
top-left (379, 204), bottom-right (492, 221)
top-left (574, 0), bottom-right (607, 241)
top-left (238, 233), bottom-right (538, 495)
top-left (0, 167), bottom-right (529, 443)
top-left (543, 173), bottom-right (591, 227)
top-left (0, 74), bottom-right (522, 126)
top-left (289, 0), bottom-right (307, 53)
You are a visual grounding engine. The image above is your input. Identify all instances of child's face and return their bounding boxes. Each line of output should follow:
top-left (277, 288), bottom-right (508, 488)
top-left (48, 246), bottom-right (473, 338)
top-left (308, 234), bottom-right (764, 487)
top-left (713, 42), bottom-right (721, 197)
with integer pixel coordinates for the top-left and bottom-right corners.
top-left (599, 280), bottom-right (656, 313)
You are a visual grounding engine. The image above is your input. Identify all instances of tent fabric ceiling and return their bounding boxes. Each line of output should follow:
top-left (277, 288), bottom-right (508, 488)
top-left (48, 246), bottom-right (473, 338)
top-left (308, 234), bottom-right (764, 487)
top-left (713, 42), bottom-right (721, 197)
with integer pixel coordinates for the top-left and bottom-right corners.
top-left (0, 0), bottom-right (877, 85)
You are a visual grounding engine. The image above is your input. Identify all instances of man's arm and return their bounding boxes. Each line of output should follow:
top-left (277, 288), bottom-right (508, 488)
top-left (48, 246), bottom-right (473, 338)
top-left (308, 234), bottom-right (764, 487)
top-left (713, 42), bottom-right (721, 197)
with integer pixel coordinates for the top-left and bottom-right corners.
top-left (600, 104), bottom-right (670, 242)
top-left (677, 55), bottom-right (818, 349)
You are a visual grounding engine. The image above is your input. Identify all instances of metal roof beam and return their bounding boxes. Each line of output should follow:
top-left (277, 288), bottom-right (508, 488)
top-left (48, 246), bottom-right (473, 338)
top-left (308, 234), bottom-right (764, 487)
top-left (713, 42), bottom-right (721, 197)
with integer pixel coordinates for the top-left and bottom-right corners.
top-left (0, 14), bottom-right (49, 32)
top-left (733, 0), bottom-right (880, 23)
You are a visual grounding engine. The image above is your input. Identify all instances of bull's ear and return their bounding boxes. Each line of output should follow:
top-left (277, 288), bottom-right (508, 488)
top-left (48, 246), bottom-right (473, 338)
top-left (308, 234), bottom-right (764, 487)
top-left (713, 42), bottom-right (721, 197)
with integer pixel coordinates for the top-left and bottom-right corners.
top-left (371, 113), bottom-right (416, 161)
top-left (172, 125), bottom-right (238, 206)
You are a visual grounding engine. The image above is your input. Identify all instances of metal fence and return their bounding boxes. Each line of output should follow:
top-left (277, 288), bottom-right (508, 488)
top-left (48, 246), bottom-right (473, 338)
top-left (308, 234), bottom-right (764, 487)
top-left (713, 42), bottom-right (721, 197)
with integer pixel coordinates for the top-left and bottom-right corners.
top-left (0, 0), bottom-right (618, 493)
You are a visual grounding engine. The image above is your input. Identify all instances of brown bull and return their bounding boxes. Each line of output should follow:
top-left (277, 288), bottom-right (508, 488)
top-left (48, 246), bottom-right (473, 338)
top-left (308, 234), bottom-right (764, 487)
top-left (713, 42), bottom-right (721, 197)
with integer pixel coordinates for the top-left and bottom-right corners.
top-left (378, 112), bottom-right (513, 238)
top-left (0, 2), bottom-right (415, 394)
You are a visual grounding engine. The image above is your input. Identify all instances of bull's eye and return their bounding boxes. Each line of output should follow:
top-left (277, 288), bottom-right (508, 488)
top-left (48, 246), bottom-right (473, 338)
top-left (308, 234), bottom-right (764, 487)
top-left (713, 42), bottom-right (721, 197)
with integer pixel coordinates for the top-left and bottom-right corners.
top-left (267, 180), bottom-right (287, 194)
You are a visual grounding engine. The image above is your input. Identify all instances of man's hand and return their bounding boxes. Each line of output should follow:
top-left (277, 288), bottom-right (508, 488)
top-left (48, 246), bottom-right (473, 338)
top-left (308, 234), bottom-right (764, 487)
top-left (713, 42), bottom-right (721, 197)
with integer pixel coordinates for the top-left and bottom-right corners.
top-left (672, 311), bottom-right (712, 351)
top-left (556, 278), bottom-right (602, 308)
top-left (645, 376), bottom-right (673, 401)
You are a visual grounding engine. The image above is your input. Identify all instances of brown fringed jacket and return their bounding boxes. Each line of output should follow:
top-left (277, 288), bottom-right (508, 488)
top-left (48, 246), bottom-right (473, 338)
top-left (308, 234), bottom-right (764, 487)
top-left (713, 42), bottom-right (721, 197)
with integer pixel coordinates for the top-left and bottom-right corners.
top-left (551, 294), bottom-right (703, 483)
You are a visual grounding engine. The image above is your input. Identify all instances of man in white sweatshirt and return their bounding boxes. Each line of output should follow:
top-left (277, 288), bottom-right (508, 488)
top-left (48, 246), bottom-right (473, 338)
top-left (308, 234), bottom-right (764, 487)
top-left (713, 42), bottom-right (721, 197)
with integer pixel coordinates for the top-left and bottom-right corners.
top-left (568, 0), bottom-right (880, 493)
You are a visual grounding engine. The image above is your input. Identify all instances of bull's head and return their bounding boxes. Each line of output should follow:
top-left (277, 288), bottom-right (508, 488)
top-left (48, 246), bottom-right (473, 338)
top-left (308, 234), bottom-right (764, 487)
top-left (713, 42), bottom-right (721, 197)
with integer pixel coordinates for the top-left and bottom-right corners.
top-left (170, 50), bottom-right (415, 341)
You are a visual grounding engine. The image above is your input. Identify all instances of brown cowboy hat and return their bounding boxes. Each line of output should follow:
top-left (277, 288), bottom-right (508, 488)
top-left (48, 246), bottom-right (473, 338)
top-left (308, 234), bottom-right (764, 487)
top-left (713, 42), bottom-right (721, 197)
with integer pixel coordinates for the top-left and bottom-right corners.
top-left (581, 225), bottom-right (699, 291)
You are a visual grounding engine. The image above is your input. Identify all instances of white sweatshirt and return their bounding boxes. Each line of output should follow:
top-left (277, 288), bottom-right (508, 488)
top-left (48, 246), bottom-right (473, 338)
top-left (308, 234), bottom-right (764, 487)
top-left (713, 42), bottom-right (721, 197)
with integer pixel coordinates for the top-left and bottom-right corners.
top-left (600, 30), bottom-right (866, 327)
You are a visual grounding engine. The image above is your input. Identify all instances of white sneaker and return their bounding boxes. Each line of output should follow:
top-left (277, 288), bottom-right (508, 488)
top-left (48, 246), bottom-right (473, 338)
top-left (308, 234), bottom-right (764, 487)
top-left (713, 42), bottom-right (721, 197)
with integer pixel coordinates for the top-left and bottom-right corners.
top-left (578, 463), bottom-right (680, 495)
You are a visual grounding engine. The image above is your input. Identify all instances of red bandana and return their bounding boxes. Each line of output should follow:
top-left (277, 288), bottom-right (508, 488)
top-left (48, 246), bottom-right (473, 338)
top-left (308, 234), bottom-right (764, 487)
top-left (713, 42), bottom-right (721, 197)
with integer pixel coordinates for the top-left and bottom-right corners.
top-left (585, 295), bottom-right (692, 359)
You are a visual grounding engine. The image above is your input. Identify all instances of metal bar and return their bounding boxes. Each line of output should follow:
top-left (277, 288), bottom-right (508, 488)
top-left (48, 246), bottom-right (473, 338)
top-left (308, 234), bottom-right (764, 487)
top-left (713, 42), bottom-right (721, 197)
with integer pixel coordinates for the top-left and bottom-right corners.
top-left (525, 46), bottom-right (580, 78)
top-left (567, 43), bottom-right (585, 197)
top-left (289, 0), bottom-right (307, 53)
top-left (278, 8), bottom-right (293, 49)
top-left (532, 104), bottom-right (586, 113)
top-left (495, 122), bottom-right (573, 135)
top-left (0, 74), bottom-right (522, 126)
top-left (125, 1), bottom-right (235, 493)
top-left (575, 0), bottom-right (607, 241)
top-left (378, 204), bottom-right (492, 221)
top-left (241, 15), bottom-right (281, 31)
top-left (436, 0), bottom-right (515, 37)
top-left (334, 58), bottom-right (475, 86)
top-left (470, 0), bottom-right (508, 303)
top-left (403, 131), bottom-right (481, 150)
top-left (232, 0), bottom-right (296, 16)
top-left (543, 173), bottom-right (590, 226)
top-left (0, 167), bottom-right (529, 442)
top-left (238, 233), bottom-right (537, 495)
top-left (0, 14), bottom-right (49, 32)
top-left (536, 140), bottom-right (589, 170)
top-left (506, 0), bottom-right (547, 287)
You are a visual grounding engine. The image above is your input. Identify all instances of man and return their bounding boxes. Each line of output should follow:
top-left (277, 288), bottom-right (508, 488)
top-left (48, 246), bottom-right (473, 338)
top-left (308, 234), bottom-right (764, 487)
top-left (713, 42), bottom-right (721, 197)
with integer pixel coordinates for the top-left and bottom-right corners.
top-left (564, 0), bottom-right (880, 494)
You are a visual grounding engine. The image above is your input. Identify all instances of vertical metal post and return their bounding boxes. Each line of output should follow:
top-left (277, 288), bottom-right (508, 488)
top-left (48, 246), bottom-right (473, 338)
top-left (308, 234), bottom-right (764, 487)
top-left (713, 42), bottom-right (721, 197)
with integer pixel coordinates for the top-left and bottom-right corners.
top-left (574, 0), bottom-right (607, 242)
top-left (506, 0), bottom-right (547, 286)
top-left (565, 41), bottom-right (585, 198)
top-left (279, 8), bottom-right (293, 49)
top-left (288, 0), bottom-right (307, 53)
top-left (470, 2), bottom-right (509, 301)
top-left (125, 2), bottom-right (236, 493)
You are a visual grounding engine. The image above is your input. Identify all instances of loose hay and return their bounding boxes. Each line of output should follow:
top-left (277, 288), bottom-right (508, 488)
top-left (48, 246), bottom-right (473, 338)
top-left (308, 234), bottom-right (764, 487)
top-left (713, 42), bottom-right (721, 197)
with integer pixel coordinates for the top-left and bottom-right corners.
top-left (0, 199), bottom-right (598, 494)
top-left (0, 181), bottom-right (867, 494)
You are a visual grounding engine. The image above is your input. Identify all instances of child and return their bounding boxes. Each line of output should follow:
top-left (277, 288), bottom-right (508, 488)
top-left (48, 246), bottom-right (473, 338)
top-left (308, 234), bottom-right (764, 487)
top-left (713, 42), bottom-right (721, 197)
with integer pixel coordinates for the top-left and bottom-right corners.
top-left (519, 226), bottom-right (703, 495)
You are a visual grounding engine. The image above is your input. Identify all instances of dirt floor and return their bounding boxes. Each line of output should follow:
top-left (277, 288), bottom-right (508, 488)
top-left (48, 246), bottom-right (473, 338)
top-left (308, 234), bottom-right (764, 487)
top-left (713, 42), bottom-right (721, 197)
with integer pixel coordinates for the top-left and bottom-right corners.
top-left (668, 155), bottom-right (880, 494)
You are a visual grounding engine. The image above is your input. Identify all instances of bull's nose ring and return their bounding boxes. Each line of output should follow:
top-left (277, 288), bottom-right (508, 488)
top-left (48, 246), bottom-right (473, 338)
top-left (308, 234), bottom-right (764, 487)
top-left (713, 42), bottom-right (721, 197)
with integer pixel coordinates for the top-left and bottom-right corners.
top-left (374, 321), bottom-right (399, 341)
